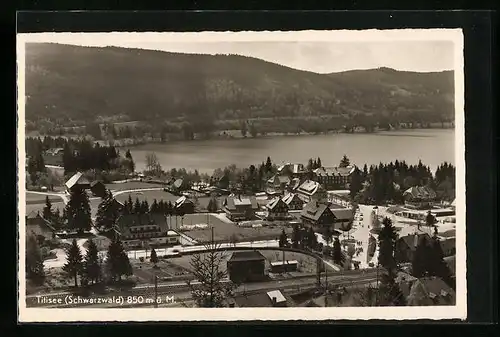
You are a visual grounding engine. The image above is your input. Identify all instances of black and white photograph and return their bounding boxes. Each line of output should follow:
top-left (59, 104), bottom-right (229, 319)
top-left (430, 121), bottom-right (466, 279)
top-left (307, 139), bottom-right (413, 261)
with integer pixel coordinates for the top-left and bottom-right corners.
top-left (17, 29), bottom-right (465, 321)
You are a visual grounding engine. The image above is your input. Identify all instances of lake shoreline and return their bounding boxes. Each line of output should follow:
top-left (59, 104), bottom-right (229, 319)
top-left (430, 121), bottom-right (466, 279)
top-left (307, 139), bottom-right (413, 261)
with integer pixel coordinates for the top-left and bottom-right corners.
top-left (113, 126), bottom-right (456, 149)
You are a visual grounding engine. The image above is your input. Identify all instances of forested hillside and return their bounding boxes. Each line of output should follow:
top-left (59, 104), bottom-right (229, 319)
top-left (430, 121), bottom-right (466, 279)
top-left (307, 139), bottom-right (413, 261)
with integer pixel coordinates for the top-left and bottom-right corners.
top-left (24, 43), bottom-right (455, 138)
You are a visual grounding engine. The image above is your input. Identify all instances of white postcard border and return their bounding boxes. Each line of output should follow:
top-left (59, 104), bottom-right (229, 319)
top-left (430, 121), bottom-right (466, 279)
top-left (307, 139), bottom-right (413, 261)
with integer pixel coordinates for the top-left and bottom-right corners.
top-left (17, 29), bottom-right (466, 322)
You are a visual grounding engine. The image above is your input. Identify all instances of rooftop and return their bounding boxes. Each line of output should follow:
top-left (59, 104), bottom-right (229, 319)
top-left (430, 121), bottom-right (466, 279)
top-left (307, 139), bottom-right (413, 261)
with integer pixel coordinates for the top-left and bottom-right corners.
top-left (224, 195), bottom-right (259, 210)
top-left (228, 250), bottom-right (266, 262)
top-left (65, 172), bottom-right (90, 189)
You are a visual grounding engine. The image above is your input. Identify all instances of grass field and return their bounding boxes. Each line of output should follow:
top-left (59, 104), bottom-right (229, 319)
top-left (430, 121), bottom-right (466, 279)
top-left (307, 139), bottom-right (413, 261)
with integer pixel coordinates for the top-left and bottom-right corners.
top-left (173, 213), bottom-right (294, 243)
top-left (105, 181), bottom-right (166, 192)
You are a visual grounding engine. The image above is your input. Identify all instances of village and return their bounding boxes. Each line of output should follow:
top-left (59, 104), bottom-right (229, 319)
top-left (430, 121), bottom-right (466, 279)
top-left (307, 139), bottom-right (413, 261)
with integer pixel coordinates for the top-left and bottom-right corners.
top-left (24, 144), bottom-right (457, 308)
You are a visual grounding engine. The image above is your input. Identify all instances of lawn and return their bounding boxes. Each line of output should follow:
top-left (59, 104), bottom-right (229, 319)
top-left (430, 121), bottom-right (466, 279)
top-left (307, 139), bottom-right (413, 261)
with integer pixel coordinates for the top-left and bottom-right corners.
top-left (176, 213), bottom-right (294, 243)
top-left (131, 259), bottom-right (192, 284)
top-left (26, 192), bottom-right (64, 204)
top-left (105, 181), bottom-right (166, 192)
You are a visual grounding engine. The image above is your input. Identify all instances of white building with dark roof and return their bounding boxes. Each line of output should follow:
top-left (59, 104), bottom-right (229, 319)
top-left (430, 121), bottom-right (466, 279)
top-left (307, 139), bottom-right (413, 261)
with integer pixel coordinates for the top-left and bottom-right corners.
top-left (296, 180), bottom-right (328, 203)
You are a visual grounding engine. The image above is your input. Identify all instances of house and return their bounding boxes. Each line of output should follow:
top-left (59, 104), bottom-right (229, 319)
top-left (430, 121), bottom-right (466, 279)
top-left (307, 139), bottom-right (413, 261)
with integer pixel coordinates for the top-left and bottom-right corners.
top-left (266, 175), bottom-right (291, 192)
top-left (65, 171), bottom-right (91, 191)
top-left (223, 195), bottom-right (259, 221)
top-left (406, 277), bottom-right (456, 306)
top-left (403, 186), bottom-right (437, 209)
top-left (288, 177), bottom-right (302, 192)
top-left (174, 196), bottom-right (196, 215)
top-left (116, 213), bottom-right (180, 248)
top-left (277, 163), bottom-right (307, 178)
top-left (170, 178), bottom-right (187, 192)
top-left (300, 201), bottom-right (337, 233)
top-left (227, 251), bottom-right (266, 283)
top-left (265, 197), bottom-right (290, 221)
top-left (328, 190), bottom-right (352, 208)
top-left (282, 193), bottom-right (304, 211)
top-left (26, 211), bottom-right (55, 240)
top-left (227, 290), bottom-right (294, 308)
top-left (312, 166), bottom-right (355, 189)
top-left (269, 260), bottom-right (299, 273)
top-left (330, 207), bottom-right (355, 232)
top-left (296, 180), bottom-right (328, 203)
top-left (90, 180), bottom-right (107, 198)
top-left (394, 232), bottom-right (432, 263)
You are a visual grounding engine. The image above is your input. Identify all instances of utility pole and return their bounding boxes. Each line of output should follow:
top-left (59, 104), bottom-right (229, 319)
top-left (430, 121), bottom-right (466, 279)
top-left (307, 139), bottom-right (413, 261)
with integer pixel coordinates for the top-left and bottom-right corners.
top-left (324, 261), bottom-right (328, 307)
top-left (154, 274), bottom-right (158, 308)
top-left (375, 262), bottom-right (379, 306)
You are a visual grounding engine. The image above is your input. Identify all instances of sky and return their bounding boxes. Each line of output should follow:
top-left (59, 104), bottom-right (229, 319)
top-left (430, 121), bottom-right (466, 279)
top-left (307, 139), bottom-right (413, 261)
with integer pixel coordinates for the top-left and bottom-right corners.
top-left (19, 31), bottom-right (457, 73)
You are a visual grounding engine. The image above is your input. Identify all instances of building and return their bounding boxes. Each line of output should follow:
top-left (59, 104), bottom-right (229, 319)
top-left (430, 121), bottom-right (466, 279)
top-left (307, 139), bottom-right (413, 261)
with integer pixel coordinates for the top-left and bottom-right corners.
top-left (394, 233), bottom-right (432, 263)
top-left (116, 213), bottom-right (180, 248)
top-left (328, 190), bottom-right (352, 208)
top-left (330, 207), bottom-right (355, 232)
top-left (223, 195), bottom-right (259, 221)
top-left (174, 196), bottom-right (196, 215)
top-left (65, 171), bottom-right (91, 191)
top-left (277, 163), bottom-right (307, 178)
top-left (90, 180), bottom-right (107, 198)
top-left (26, 211), bottom-right (55, 240)
top-left (403, 186), bottom-right (438, 209)
top-left (312, 165), bottom-right (355, 189)
top-left (227, 289), bottom-right (293, 307)
top-left (269, 260), bottom-right (299, 273)
top-left (227, 251), bottom-right (266, 283)
top-left (282, 193), bottom-right (304, 211)
top-left (266, 175), bottom-right (291, 193)
top-left (265, 197), bottom-right (290, 221)
top-left (296, 180), bottom-right (328, 203)
top-left (300, 201), bottom-right (337, 233)
top-left (288, 177), bottom-right (301, 192)
top-left (406, 277), bottom-right (456, 306)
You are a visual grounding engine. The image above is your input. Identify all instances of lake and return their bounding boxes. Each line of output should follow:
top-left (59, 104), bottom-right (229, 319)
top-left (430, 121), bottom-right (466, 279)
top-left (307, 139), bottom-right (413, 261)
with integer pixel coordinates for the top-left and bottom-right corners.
top-left (129, 129), bottom-right (455, 175)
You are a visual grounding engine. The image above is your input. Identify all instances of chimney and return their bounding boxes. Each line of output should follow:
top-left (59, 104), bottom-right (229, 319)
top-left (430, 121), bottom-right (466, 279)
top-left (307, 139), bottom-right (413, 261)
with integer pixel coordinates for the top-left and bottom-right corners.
top-left (271, 297), bottom-right (277, 306)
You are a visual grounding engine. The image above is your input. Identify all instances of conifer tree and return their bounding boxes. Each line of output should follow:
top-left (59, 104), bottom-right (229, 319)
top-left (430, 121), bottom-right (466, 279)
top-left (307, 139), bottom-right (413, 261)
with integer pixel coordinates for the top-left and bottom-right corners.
top-left (333, 237), bottom-right (342, 265)
top-left (63, 239), bottom-right (83, 287)
top-left (64, 187), bottom-right (92, 233)
top-left (83, 239), bottom-right (101, 285)
top-left (42, 195), bottom-right (53, 220)
top-left (97, 190), bottom-right (121, 230)
top-left (127, 195), bottom-right (134, 213)
top-left (378, 217), bottom-right (398, 274)
top-left (106, 238), bottom-right (132, 282)
top-left (150, 248), bottom-right (158, 267)
top-left (26, 233), bottom-right (45, 284)
top-left (207, 197), bottom-right (218, 213)
top-left (134, 198), bottom-right (142, 214)
top-left (279, 229), bottom-right (288, 248)
top-left (150, 199), bottom-right (159, 213)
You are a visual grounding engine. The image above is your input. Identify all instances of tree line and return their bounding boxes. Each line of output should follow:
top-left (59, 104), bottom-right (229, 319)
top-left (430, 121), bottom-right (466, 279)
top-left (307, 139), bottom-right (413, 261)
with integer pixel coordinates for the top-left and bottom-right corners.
top-left (349, 160), bottom-right (456, 205)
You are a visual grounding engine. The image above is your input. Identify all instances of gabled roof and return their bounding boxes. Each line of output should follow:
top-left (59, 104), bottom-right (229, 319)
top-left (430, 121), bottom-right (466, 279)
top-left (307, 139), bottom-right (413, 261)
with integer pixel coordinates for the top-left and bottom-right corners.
top-left (175, 196), bottom-right (194, 208)
top-left (224, 196), bottom-right (259, 211)
top-left (173, 178), bottom-right (184, 189)
top-left (399, 233), bottom-right (432, 251)
top-left (290, 178), bottom-right (301, 190)
top-left (403, 186), bottom-right (437, 199)
top-left (116, 213), bottom-right (169, 237)
top-left (266, 197), bottom-right (288, 211)
top-left (313, 166), bottom-right (355, 177)
top-left (282, 193), bottom-right (303, 206)
top-left (301, 201), bottom-right (334, 222)
top-left (228, 251), bottom-right (265, 262)
top-left (297, 180), bottom-right (321, 195)
top-left (277, 163), bottom-right (305, 174)
top-left (90, 180), bottom-right (105, 188)
top-left (407, 277), bottom-right (456, 306)
top-left (65, 172), bottom-right (90, 189)
top-left (330, 208), bottom-right (354, 221)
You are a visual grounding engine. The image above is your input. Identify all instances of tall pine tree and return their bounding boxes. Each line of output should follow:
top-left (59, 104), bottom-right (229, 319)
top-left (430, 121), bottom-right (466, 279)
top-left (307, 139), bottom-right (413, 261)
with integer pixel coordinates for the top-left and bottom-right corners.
top-left (83, 239), bottom-right (101, 285)
top-left (106, 238), bottom-right (132, 282)
top-left (43, 195), bottom-right (53, 220)
top-left (377, 217), bottom-right (398, 273)
top-left (63, 239), bottom-right (83, 287)
top-left (95, 190), bottom-right (120, 231)
top-left (64, 187), bottom-right (92, 233)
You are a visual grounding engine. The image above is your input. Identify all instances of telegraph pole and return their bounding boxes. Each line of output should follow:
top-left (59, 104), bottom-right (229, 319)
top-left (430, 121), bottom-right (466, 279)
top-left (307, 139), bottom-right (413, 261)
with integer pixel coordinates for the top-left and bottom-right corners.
top-left (154, 274), bottom-right (158, 308)
top-left (324, 261), bottom-right (328, 307)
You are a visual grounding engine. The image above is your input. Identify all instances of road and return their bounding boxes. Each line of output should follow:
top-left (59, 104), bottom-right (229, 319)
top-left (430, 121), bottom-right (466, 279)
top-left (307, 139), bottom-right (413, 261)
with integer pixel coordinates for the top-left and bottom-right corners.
top-left (26, 268), bottom-right (379, 308)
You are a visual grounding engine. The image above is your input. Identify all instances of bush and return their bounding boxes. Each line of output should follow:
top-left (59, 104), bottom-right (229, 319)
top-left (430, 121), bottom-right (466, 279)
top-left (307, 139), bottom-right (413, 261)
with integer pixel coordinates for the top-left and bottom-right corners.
top-left (139, 257), bottom-right (144, 262)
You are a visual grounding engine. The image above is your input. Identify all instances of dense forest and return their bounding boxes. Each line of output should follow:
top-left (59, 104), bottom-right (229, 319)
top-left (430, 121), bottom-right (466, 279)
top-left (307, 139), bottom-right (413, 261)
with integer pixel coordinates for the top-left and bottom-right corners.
top-left (25, 43), bottom-right (454, 139)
